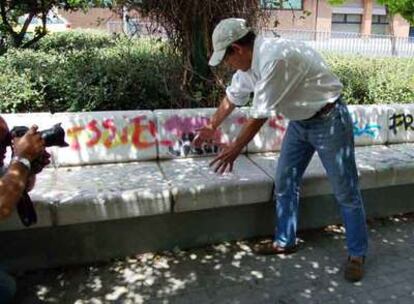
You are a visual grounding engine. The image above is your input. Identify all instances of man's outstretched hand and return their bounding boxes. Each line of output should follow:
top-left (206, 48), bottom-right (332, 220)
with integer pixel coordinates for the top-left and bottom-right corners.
top-left (210, 142), bottom-right (243, 174)
top-left (192, 125), bottom-right (218, 147)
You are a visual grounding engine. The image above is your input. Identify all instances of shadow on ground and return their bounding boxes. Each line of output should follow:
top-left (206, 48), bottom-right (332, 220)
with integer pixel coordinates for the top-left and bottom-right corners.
top-left (13, 214), bottom-right (414, 304)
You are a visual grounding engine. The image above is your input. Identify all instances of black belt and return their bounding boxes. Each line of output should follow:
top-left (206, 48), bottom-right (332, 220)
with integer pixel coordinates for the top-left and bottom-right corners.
top-left (306, 99), bottom-right (339, 120)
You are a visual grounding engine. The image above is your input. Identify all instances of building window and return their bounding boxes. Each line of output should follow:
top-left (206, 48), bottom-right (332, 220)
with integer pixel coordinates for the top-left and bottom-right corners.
top-left (372, 15), bottom-right (388, 24)
top-left (332, 14), bottom-right (361, 34)
top-left (372, 15), bottom-right (389, 35)
top-left (261, 0), bottom-right (303, 10)
top-left (332, 14), bottom-right (362, 24)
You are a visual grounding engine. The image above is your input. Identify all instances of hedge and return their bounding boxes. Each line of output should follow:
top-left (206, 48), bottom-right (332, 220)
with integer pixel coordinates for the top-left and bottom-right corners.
top-left (0, 32), bottom-right (184, 113)
top-left (325, 53), bottom-right (414, 105)
top-left (0, 30), bottom-right (413, 113)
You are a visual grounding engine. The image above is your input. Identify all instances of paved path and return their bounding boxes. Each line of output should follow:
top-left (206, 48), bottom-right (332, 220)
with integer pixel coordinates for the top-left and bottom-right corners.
top-left (14, 214), bottom-right (414, 304)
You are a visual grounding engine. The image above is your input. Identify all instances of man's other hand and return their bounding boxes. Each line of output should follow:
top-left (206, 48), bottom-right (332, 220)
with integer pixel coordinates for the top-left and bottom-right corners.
top-left (193, 125), bottom-right (218, 147)
top-left (210, 142), bottom-right (242, 174)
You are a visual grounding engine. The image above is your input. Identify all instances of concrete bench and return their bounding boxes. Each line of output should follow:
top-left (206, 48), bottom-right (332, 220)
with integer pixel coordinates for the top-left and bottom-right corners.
top-left (1, 103), bottom-right (414, 270)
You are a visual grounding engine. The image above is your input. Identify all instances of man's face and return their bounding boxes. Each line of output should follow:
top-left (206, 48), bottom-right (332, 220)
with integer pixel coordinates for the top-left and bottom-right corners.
top-left (223, 44), bottom-right (252, 72)
top-left (0, 117), bottom-right (10, 167)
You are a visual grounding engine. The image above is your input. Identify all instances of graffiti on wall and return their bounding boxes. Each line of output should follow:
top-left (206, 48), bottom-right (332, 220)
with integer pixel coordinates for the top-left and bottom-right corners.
top-left (67, 115), bottom-right (168, 151)
top-left (162, 115), bottom-right (223, 157)
top-left (228, 114), bottom-right (287, 151)
top-left (389, 113), bottom-right (414, 135)
top-left (266, 115), bottom-right (287, 148)
top-left (351, 113), bottom-right (381, 138)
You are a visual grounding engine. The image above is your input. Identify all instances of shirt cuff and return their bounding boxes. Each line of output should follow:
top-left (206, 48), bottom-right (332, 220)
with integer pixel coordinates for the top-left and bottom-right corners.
top-left (226, 89), bottom-right (250, 107)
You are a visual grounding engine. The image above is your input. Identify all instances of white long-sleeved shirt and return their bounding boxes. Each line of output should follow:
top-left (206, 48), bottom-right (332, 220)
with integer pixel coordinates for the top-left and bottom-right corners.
top-left (226, 36), bottom-right (343, 121)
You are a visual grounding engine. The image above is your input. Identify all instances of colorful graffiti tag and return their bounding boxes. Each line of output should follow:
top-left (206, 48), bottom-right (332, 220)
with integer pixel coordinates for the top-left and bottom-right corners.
top-left (262, 115), bottom-right (287, 150)
top-left (66, 115), bottom-right (169, 150)
top-left (162, 115), bottom-right (223, 157)
top-left (353, 123), bottom-right (381, 138)
top-left (351, 113), bottom-right (381, 138)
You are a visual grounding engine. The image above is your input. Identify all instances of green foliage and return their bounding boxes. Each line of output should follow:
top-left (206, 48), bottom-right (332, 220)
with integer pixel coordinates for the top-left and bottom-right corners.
top-left (0, 0), bottom-right (112, 52)
top-left (34, 30), bottom-right (117, 52)
top-left (0, 65), bottom-right (45, 113)
top-left (0, 31), bottom-right (413, 113)
top-left (0, 31), bottom-right (183, 113)
top-left (325, 53), bottom-right (414, 105)
top-left (115, 0), bottom-right (264, 90)
top-left (377, 0), bottom-right (414, 24)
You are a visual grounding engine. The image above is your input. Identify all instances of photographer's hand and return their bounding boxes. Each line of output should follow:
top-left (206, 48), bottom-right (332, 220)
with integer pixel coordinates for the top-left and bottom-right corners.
top-left (26, 175), bottom-right (36, 192)
top-left (30, 150), bottom-right (51, 174)
top-left (0, 124), bottom-right (44, 219)
top-left (12, 125), bottom-right (45, 162)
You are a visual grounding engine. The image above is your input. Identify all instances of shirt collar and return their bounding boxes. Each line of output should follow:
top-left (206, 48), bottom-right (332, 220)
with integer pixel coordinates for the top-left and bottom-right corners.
top-left (250, 35), bottom-right (263, 73)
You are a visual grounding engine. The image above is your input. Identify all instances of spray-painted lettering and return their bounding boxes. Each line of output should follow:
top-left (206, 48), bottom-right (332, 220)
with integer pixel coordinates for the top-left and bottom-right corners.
top-left (268, 115), bottom-right (286, 133)
top-left (353, 122), bottom-right (381, 138)
top-left (389, 113), bottom-right (414, 135)
top-left (266, 115), bottom-right (287, 148)
top-left (162, 115), bottom-right (223, 157)
top-left (66, 116), bottom-right (159, 150)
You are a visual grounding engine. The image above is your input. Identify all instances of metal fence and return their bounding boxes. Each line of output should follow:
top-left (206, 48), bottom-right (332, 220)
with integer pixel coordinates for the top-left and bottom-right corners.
top-left (106, 22), bottom-right (414, 58)
top-left (262, 28), bottom-right (414, 58)
top-left (107, 20), bottom-right (167, 38)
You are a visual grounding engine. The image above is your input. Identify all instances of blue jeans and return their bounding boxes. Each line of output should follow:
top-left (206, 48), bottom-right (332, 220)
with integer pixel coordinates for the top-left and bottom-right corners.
top-left (274, 100), bottom-right (368, 257)
top-left (0, 269), bottom-right (16, 304)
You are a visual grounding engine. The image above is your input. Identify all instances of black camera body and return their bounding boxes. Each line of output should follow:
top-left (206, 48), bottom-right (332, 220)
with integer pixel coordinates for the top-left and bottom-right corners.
top-left (10, 123), bottom-right (69, 148)
top-left (9, 123), bottom-right (68, 227)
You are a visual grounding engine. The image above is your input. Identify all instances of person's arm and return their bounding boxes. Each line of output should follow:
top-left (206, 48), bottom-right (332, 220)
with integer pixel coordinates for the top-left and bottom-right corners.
top-left (210, 58), bottom-right (305, 173)
top-left (210, 117), bottom-right (267, 174)
top-left (0, 126), bottom-right (45, 219)
top-left (0, 161), bottom-right (31, 218)
top-left (193, 96), bottom-right (236, 147)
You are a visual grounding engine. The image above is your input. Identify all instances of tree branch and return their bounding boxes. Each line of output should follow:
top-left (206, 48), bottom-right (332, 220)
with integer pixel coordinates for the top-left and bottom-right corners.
top-left (0, 0), bottom-right (19, 40)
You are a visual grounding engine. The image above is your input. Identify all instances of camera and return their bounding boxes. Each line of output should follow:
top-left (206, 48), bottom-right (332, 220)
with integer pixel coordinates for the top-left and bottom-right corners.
top-left (10, 123), bottom-right (69, 148)
top-left (8, 123), bottom-right (68, 227)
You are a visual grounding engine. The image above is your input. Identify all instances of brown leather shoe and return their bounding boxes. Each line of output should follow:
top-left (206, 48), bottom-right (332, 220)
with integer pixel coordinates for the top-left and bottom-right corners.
top-left (253, 240), bottom-right (298, 255)
top-left (344, 256), bottom-right (365, 282)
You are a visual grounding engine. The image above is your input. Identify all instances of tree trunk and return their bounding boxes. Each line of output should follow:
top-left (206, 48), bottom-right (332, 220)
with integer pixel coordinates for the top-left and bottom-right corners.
top-left (187, 13), bottom-right (212, 105)
top-left (385, 5), bottom-right (397, 56)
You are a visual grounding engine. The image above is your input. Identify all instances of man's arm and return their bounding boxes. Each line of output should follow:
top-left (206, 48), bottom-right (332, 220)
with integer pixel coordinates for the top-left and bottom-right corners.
top-left (209, 96), bottom-right (236, 130)
top-left (0, 162), bottom-right (31, 218)
top-left (210, 117), bottom-right (267, 174)
top-left (193, 96), bottom-right (236, 146)
top-left (0, 126), bottom-right (45, 219)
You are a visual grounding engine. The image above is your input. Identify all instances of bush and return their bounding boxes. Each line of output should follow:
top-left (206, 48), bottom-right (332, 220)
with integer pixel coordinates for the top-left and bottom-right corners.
top-left (0, 34), bottom-right (184, 113)
top-left (0, 65), bottom-right (44, 112)
top-left (324, 54), bottom-right (414, 105)
top-left (0, 31), bottom-right (413, 113)
top-left (33, 30), bottom-right (117, 53)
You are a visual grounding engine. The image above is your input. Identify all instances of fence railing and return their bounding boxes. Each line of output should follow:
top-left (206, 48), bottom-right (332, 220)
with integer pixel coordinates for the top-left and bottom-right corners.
top-left (261, 28), bottom-right (414, 58)
top-left (106, 23), bottom-right (414, 58)
top-left (107, 20), bottom-right (166, 38)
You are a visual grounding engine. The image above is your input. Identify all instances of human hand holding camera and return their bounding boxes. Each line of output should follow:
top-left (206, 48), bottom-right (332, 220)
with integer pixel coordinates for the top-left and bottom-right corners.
top-left (12, 125), bottom-right (45, 163)
top-left (12, 125), bottom-right (52, 175)
top-left (10, 125), bottom-right (50, 226)
top-left (0, 122), bottom-right (66, 226)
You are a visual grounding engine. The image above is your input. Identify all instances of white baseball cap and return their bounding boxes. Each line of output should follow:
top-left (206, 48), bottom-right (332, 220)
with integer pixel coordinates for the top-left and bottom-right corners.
top-left (209, 18), bottom-right (251, 66)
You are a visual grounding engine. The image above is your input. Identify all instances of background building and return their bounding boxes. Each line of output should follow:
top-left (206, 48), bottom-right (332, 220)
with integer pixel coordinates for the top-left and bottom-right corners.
top-left (59, 1), bottom-right (413, 38)
top-left (262, 0), bottom-right (412, 37)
